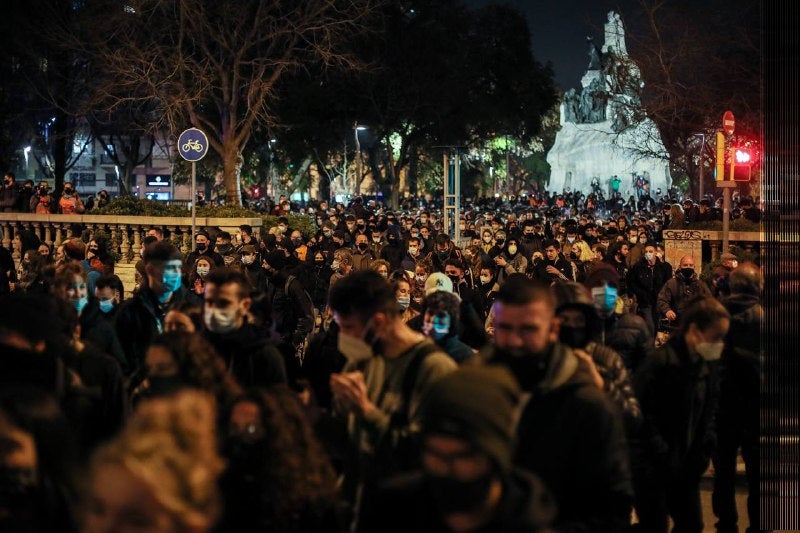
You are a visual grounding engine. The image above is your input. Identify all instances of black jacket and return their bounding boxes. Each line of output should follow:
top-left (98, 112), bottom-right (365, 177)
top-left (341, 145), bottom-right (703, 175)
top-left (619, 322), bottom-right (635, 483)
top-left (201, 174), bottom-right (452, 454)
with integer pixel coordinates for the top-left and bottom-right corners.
top-left (633, 335), bottom-right (719, 480)
top-left (204, 322), bottom-right (287, 388)
top-left (656, 272), bottom-right (712, 320)
top-left (358, 468), bottom-right (556, 533)
top-left (80, 297), bottom-right (127, 372)
top-left (532, 257), bottom-right (573, 284)
top-left (600, 312), bottom-right (653, 373)
top-left (115, 285), bottom-right (192, 381)
top-left (627, 258), bottom-right (672, 308)
top-left (718, 293), bottom-right (761, 423)
top-left (487, 343), bottom-right (633, 532)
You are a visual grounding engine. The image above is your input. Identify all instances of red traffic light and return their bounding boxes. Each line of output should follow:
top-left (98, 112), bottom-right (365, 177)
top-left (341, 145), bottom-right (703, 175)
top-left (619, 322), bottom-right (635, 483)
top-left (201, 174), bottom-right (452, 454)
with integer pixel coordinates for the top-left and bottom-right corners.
top-left (735, 149), bottom-right (751, 163)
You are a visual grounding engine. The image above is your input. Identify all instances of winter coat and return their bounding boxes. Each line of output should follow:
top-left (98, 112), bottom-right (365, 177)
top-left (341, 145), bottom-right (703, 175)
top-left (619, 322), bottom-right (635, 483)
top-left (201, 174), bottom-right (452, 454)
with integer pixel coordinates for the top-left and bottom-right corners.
top-left (633, 335), bottom-right (719, 481)
top-left (656, 272), bottom-right (712, 320)
top-left (627, 258), bottom-right (673, 309)
top-left (204, 322), bottom-right (287, 388)
top-left (486, 343), bottom-right (633, 532)
top-left (600, 312), bottom-right (653, 373)
top-left (358, 468), bottom-right (556, 533)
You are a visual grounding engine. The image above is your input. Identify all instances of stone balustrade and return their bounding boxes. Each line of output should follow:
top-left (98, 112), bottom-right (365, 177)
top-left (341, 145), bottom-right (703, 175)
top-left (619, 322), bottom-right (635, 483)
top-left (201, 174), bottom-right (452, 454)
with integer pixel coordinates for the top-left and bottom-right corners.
top-left (0, 213), bottom-right (263, 264)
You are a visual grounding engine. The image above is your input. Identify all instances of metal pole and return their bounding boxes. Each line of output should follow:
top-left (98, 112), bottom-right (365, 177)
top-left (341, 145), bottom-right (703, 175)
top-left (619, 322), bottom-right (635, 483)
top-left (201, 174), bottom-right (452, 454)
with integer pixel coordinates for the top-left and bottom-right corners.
top-left (191, 161), bottom-right (196, 242)
top-left (454, 148), bottom-right (461, 241)
top-left (354, 124), bottom-right (362, 196)
top-left (698, 137), bottom-right (704, 201)
top-left (722, 186), bottom-right (730, 252)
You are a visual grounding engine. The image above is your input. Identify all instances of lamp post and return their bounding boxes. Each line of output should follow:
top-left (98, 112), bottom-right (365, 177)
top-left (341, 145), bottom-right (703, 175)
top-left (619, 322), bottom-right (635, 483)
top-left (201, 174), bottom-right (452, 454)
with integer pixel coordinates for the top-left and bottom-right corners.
top-left (268, 138), bottom-right (277, 201)
top-left (353, 123), bottom-right (367, 196)
top-left (694, 133), bottom-right (706, 201)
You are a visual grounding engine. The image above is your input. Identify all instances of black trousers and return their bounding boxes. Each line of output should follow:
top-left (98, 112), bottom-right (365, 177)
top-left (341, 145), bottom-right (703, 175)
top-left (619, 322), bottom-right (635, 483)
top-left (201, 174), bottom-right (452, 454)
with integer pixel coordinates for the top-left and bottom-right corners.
top-left (632, 450), bottom-right (706, 533)
top-left (712, 409), bottom-right (759, 532)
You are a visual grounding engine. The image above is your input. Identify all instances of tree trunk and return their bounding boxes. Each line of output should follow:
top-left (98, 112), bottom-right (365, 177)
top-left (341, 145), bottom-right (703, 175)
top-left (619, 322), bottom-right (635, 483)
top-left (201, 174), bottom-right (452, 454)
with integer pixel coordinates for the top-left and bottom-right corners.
top-left (223, 146), bottom-right (243, 206)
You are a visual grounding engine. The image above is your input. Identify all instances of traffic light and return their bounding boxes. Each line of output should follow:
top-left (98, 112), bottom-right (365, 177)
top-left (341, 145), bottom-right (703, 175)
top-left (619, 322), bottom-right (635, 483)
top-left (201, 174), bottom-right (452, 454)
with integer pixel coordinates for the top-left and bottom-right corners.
top-left (731, 148), bottom-right (752, 181)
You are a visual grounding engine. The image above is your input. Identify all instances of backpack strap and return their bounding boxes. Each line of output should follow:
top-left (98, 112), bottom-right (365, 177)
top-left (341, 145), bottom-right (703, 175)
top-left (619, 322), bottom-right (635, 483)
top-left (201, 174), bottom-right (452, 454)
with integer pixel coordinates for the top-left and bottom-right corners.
top-left (392, 340), bottom-right (442, 428)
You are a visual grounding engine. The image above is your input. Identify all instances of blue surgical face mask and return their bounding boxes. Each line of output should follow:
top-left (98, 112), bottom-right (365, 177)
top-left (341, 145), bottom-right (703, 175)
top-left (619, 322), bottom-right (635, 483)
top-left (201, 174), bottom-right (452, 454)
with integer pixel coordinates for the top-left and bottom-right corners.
top-left (72, 296), bottom-right (89, 314)
top-left (162, 271), bottom-right (182, 293)
top-left (428, 314), bottom-right (451, 341)
top-left (591, 284), bottom-right (618, 315)
top-left (98, 298), bottom-right (115, 314)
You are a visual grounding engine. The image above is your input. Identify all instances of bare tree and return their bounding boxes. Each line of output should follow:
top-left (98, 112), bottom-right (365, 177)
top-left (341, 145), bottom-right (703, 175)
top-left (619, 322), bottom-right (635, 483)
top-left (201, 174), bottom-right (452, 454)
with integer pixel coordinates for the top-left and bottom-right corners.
top-left (608, 0), bottom-right (760, 197)
top-left (81, 0), bottom-right (376, 206)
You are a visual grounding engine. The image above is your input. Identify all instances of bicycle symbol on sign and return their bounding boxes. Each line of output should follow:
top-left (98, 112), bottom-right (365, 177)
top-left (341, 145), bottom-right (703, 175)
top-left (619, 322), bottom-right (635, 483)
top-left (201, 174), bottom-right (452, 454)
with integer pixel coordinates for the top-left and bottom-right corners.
top-left (182, 139), bottom-right (204, 153)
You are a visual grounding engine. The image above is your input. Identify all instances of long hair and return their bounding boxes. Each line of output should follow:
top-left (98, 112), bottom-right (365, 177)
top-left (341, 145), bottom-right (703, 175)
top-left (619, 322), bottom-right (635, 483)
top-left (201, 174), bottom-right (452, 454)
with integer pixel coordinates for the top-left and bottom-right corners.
top-left (230, 386), bottom-right (339, 524)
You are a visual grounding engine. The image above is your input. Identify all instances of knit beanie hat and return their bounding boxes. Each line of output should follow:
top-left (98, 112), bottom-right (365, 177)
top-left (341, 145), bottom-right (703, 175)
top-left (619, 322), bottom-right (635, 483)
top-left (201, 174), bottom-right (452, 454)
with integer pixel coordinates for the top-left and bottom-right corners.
top-left (263, 249), bottom-right (286, 270)
top-left (422, 366), bottom-right (520, 473)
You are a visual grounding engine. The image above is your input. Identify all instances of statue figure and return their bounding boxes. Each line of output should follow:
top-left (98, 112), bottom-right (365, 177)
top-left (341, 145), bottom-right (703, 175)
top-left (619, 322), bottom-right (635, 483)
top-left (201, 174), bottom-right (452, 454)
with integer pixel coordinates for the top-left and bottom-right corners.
top-left (563, 89), bottom-right (579, 123)
top-left (587, 36), bottom-right (602, 70)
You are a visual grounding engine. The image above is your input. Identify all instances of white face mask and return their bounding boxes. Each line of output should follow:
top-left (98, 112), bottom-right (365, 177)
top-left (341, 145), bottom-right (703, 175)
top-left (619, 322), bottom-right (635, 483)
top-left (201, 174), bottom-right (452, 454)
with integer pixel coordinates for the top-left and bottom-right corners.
top-left (241, 255), bottom-right (254, 265)
top-left (695, 341), bottom-right (724, 362)
top-left (629, 237), bottom-right (638, 244)
top-left (372, 236), bottom-right (381, 243)
top-left (408, 247), bottom-right (418, 255)
top-left (480, 275), bottom-right (491, 284)
top-left (204, 307), bottom-right (239, 334)
top-left (567, 237), bottom-right (575, 243)
top-left (337, 331), bottom-right (374, 364)
top-left (196, 266), bottom-right (210, 277)
top-left (507, 245), bottom-right (518, 255)
top-left (644, 252), bottom-right (655, 262)
top-left (331, 260), bottom-right (341, 271)
top-left (415, 275), bottom-right (426, 283)
top-left (730, 260), bottom-right (738, 269)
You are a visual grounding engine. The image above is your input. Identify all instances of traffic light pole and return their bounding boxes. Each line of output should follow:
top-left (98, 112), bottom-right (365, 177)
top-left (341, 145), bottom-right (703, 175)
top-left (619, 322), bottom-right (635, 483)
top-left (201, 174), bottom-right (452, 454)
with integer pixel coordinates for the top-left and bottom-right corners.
top-left (715, 130), bottom-right (736, 253)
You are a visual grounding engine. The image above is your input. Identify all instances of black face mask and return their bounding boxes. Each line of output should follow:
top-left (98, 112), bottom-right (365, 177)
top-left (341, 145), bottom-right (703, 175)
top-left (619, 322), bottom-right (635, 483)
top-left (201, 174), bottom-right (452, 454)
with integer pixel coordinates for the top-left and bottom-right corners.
top-left (224, 436), bottom-right (269, 481)
top-left (427, 473), bottom-right (494, 514)
top-left (0, 466), bottom-right (39, 518)
top-left (492, 345), bottom-right (552, 391)
top-left (569, 251), bottom-right (579, 261)
top-left (679, 267), bottom-right (695, 279)
top-left (196, 243), bottom-right (207, 252)
top-left (495, 239), bottom-right (505, 247)
top-left (357, 242), bottom-right (369, 251)
top-left (291, 238), bottom-right (302, 246)
top-left (217, 244), bottom-right (233, 254)
top-left (147, 375), bottom-right (183, 396)
top-left (559, 325), bottom-right (587, 348)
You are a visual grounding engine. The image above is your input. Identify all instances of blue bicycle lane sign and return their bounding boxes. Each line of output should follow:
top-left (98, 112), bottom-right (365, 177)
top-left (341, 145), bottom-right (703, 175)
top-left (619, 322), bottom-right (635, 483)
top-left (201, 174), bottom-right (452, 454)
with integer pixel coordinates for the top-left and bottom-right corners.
top-left (178, 128), bottom-right (209, 161)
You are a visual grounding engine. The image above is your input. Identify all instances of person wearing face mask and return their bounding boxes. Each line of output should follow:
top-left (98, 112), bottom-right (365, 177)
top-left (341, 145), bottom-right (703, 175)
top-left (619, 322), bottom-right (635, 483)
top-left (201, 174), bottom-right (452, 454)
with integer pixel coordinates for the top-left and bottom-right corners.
top-left (57, 181), bottom-right (85, 214)
top-left (184, 230), bottom-right (224, 275)
top-left (351, 233), bottom-right (376, 271)
top-left (483, 275), bottom-right (633, 531)
top-left (487, 230), bottom-right (507, 259)
top-left (493, 236), bottom-right (527, 286)
top-left (711, 263), bottom-right (761, 533)
top-left (239, 244), bottom-right (266, 292)
top-left (385, 271), bottom-right (416, 323)
top-left (328, 270), bottom-right (456, 509)
top-left (400, 236), bottom-right (423, 272)
top-left (553, 282), bottom-right (641, 434)
top-left (633, 298), bottom-right (730, 533)
top-left (358, 366), bottom-right (556, 533)
top-left (625, 227), bottom-right (646, 268)
top-left (52, 263), bottom-right (127, 374)
top-left (329, 249), bottom-right (355, 286)
top-left (93, 274), bottom-right (124, 320)
top-left (711, 252), bottom-right (739, 299)
top-left (627, 242), bottom-right (674, 338)
top-left (202, 267), bottom-right (287, 388)
top-left (214, 231), bottom-right (242, 268)
top-left (479, 229), bottom-right (494, 254)
top-left (217, 387), bottom-right (340, 533)
top-left (379, 227), bottom-right (406, 271)
top-left (656, 255), bottom-right (712, 327)
top-left (420, 291), bottom-right (473, 364)
top-left (116, 242), bottom-right (192, 383)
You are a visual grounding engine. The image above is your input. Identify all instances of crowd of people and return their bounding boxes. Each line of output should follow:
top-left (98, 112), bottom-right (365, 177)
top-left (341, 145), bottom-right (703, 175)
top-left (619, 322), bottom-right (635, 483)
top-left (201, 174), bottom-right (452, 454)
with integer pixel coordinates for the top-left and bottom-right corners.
top-left (0, 190), bottom-right (762, 532)
top-left (1, 173), bottom-right (111, 214)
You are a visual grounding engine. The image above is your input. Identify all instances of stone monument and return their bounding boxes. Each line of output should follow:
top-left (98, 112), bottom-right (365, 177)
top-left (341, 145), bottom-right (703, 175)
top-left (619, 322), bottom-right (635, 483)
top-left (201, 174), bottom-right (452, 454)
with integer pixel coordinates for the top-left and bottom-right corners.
top-left (547, 11), bottom-right (671, 197)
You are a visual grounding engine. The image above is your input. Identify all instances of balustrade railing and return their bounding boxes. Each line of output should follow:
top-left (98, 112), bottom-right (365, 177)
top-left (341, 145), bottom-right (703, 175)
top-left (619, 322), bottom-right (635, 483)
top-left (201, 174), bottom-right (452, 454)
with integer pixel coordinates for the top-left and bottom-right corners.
top-left (0, 213), bottom-right (263, 264)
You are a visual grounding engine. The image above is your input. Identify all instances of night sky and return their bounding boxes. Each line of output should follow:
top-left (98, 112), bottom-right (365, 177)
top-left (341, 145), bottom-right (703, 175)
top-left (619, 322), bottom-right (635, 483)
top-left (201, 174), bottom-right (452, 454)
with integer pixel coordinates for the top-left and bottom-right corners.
top-left (466, 0), bottom-right (640, 90)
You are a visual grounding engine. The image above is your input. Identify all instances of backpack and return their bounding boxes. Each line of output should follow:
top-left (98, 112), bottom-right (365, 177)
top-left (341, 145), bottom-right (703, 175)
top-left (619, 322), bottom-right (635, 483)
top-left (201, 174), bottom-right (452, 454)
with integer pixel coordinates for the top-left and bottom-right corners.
top-left (284, 275), bottom-right (319, 363)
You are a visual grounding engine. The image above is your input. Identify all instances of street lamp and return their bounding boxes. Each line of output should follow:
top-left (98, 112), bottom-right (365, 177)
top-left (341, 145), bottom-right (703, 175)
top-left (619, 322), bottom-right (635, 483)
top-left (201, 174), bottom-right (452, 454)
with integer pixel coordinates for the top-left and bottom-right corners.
top-left (354, 123), bottom-right (367, 195)
top-left (693, 133), bottom-right (706, 200)
top-left (268, 138), bottom-right (277, 200)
